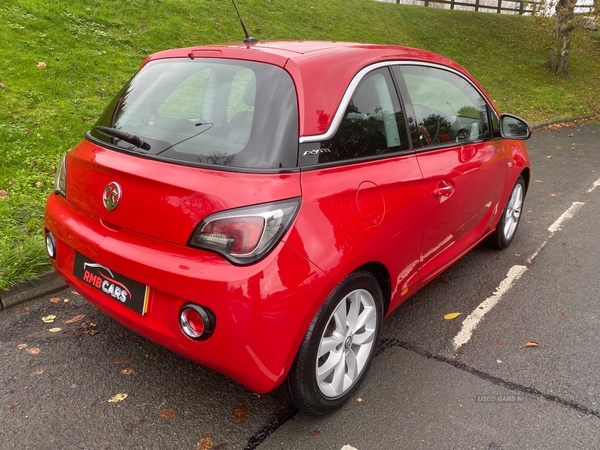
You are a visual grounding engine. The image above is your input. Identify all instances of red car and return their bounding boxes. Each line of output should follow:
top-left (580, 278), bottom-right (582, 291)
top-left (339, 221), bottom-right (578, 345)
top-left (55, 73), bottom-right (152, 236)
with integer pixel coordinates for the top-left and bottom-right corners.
top-left (45, 40), bottom-right (531, 415)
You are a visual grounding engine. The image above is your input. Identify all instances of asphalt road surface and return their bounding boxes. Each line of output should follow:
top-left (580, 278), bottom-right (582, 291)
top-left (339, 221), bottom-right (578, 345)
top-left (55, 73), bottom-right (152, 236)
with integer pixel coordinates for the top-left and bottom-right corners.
top-left (1, 123), bottom-right (599, 450)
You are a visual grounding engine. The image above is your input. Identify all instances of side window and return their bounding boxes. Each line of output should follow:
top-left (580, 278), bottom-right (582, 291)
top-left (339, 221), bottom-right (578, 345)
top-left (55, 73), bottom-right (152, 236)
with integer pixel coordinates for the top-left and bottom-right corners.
top-left (394, 66), bottom-right (491, 148)
top-left (318, 68), bottom-right (409, 164)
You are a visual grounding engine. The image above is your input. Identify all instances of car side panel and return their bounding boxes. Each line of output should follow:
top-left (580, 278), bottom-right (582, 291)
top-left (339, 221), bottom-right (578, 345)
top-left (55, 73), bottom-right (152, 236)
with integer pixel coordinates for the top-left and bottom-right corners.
top-left (415, 140), bottom-right (507, 279)
top-left (289, 155), bottom-right (425, 314)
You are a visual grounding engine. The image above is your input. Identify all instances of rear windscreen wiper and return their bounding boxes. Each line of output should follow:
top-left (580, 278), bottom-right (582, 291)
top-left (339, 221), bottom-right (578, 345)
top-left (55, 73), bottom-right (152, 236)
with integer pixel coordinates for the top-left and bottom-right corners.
top-left (94, 126), bottom-right (151, 150)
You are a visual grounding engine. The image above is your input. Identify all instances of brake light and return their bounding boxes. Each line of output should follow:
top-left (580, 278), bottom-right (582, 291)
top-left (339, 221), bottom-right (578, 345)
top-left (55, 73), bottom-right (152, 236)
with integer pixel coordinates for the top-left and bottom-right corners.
top-left (53, 154), bottom-right (67, 197)
top-left (188, 198), bottom-right (301, 265)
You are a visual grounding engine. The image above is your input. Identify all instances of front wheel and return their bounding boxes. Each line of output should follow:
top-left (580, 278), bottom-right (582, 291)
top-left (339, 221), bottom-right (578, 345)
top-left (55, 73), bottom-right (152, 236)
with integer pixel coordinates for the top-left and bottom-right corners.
top-left (282, 271), bottom-right (383, 415)
top-left (487, 175), bottom-right (526, 249)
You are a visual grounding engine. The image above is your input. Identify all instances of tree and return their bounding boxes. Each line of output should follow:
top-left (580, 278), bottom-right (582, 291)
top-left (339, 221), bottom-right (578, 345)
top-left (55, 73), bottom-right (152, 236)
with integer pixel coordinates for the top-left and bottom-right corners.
top-left (544, 0), bottom-right (599, 77)
top-left (545, 0), bottom-right (576, 76)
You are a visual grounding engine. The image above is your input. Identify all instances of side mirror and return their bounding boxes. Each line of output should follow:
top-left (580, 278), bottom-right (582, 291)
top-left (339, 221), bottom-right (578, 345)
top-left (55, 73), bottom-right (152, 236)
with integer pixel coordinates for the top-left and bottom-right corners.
top-left (499, 114), bottom-right (532, 140)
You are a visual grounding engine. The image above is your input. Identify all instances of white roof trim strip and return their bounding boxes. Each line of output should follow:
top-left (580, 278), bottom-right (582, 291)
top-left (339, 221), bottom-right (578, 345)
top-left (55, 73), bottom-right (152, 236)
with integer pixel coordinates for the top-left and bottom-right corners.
top-left (298, 61), bottom-right (483, 144)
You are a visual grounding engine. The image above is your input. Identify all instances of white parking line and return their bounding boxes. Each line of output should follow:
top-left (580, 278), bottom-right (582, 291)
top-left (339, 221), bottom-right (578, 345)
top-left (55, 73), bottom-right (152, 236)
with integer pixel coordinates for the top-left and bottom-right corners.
top-left (452, 265), bottom-right (528, 351)
top-left (340, 446), bottom-right (358, 450)
top-left (528, 201), bottom-right (585, 263)
top-left (586, 176), bottom-right (600, 193)
top-left (452, 196), bottom-right (590, 354)
top-left (547, 201), bottom-right (585, 234)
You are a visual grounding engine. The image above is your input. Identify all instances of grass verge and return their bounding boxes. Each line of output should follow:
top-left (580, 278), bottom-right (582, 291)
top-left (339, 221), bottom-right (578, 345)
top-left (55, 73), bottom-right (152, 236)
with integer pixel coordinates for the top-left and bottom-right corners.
top-left (1, 0), bottom-right (600, 289)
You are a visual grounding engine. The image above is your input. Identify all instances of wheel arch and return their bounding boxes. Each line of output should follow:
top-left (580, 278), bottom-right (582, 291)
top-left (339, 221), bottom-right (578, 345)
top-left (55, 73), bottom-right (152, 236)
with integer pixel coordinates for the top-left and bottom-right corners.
top-left (355, 261), bottom-right (392, 316)
top-left (520, 167), bottom-right (531, 194)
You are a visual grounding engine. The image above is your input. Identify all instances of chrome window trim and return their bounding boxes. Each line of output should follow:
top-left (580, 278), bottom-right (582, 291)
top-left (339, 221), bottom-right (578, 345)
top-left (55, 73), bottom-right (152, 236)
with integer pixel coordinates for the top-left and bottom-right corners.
top-left (298, 61), bottom-right (490, 144)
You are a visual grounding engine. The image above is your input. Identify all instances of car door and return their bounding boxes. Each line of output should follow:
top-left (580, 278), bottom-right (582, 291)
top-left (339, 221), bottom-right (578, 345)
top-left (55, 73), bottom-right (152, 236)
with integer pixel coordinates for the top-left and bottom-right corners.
top-left (392, 65), bottom-right (507, 281)
top-left (297, 67), bottom-right (425, 307)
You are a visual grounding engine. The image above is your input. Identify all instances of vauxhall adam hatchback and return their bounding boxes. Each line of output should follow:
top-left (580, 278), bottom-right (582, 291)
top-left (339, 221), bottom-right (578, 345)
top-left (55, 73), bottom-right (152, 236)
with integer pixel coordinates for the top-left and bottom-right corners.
top-left (45, 40), bottom-right (531, 415)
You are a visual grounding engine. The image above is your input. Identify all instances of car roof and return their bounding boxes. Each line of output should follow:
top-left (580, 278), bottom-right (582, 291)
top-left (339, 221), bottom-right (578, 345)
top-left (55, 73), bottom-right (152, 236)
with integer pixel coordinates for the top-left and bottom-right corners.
top-left (144, 41), bottom-right (485, 138)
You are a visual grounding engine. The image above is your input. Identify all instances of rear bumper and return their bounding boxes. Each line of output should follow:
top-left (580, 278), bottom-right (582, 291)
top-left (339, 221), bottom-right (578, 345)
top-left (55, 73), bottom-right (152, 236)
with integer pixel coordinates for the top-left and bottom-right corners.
top-left (45, 193), bottom-right (328, 393)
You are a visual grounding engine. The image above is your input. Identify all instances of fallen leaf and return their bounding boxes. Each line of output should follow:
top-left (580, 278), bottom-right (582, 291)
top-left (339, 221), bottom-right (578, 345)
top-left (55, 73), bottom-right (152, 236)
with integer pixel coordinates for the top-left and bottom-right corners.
top-left (49, 297), bottom-right (60, 303)
top-left (310, 430), bottom-right (321, 437)
top-left (522, 341), bottom-right (539, 348)
top-left (36, 61), bottom-right (47, 69)
top-left (444, 312), bottom-right (461, 320)
top-left (17, 344), bottom-right (27, 350)
top-left (196, 433), bottom-right (215, 450)
top-left (48, 328), bottom-right (62, 333)
top-left (0, 83), bottom-right (6, 88)
top-left (35, 181), bottom-right (43, 188)
top-left (121, 368), bottom-right (135, 375)
top-left (7, 401), bottom-right (19, 410)
top-left (534, 179), bottom-right (544, 183)
top-left (108, 393), bottom-right (128, 403)
top-left (232, 403), bottom-right (248, 424)
top-left (70, 290), bottom-right (80, 296)
top-left (64, 314), bottom-right (85, 324)
top-left (496, 339), bottom-right (505, 346)
top-left (26, 348), bottom-right (41, 355)
top-left (357, 397), bottom-right (363, 402)
top-left (41, 315), bottom-right (56, 323)
top-left (31, 369), bottom-right (44, 376)
top-left (63, 298), bottom-right (70, 303)
top-left (560, 312), bottom-right (568, 320)
top-left (160, 408), bottom-right (178, 421)
top-left (81, 321), bottom-right (99, 335)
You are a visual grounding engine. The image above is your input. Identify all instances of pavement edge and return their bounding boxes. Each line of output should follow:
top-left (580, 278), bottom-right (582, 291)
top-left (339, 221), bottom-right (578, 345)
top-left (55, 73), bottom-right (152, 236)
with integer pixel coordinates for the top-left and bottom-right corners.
top-left (0, 271), bottom-right (67, 311)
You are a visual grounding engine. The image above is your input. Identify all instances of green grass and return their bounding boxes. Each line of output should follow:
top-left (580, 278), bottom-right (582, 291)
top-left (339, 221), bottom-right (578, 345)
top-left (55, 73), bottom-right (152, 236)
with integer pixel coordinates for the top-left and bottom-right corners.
top-left (1, 0), bottom-right (600, 290)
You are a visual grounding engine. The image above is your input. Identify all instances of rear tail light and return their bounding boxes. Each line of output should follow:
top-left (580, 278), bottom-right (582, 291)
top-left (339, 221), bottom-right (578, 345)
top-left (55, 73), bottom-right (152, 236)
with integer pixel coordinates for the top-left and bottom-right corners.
top-left (53, 154), bottom-right (67, 197)
top-left (188, 198), bottom-right (301, 265)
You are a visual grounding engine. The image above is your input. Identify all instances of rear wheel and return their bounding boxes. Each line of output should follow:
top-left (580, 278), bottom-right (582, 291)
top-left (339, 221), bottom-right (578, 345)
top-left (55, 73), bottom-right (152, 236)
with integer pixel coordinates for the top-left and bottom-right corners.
top-left (282, 271), bottom-right (383, 415)
top-left (487, 175), bottom-right (525, 249)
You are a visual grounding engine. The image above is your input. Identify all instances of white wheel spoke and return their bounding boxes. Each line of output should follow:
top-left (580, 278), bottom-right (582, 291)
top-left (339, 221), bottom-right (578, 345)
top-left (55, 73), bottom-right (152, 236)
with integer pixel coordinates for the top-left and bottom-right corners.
top-left (330, 350), bottom-right (347, 395)
top-left (352, 327), bottom-right (376, 346)
top-left (332, 304), bottom-right (347, 333)
top-left (346, 291), bottom-right (360, 329)
top-left (351, 304), bottom-right (376, 334)
top-left (345, 348), bottom-right (358, 382)
top-left (317, 349), bottom-right (343, 381)
top-left (318, 335), bottom-right (343, 358)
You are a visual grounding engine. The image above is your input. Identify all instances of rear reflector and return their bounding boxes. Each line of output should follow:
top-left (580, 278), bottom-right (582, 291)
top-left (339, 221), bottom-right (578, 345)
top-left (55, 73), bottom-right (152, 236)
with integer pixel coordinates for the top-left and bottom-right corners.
top-left (179, 304), bottom-right (216, 340)
top-left (46, 231), bottom-right (57, 259)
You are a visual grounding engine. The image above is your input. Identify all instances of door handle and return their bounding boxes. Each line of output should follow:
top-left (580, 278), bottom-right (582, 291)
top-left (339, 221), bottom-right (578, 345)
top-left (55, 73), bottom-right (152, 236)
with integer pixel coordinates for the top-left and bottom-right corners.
top-left (433, 182), bottom-right (454, 197)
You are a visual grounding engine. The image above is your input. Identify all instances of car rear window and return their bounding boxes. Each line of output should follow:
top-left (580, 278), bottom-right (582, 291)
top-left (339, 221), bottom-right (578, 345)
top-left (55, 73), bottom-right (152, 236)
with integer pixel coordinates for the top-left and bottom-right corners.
top-left (89, 59), bottom-right (299, 170)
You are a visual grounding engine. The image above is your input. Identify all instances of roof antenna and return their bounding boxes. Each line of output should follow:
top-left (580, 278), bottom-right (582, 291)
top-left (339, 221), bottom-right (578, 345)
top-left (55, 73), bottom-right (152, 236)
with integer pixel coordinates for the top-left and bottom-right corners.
top-left (231, 0), bottom-right (258, 46)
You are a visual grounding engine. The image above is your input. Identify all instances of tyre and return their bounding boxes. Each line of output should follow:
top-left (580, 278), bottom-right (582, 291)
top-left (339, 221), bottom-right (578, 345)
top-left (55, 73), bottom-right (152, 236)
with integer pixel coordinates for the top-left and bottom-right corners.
top-left (487, 175), bottom-right (525, 249)
top-left (282, 271), bottom-right (383, 415)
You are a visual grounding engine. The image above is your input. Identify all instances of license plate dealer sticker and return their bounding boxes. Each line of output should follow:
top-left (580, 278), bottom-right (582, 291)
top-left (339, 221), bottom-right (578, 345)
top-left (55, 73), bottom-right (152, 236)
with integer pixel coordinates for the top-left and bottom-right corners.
top-left (73, 252), bottom-right (149, 315)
